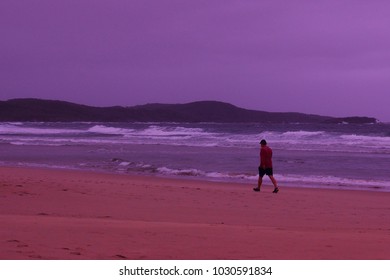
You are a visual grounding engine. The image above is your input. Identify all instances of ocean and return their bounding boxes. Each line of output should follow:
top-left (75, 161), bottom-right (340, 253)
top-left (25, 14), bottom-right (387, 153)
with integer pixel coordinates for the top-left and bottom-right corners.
top-left (1, 121), bottom-right (389, 192)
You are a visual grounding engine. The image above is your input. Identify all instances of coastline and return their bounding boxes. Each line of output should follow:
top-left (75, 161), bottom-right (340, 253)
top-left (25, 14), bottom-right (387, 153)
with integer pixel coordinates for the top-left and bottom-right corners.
top-left (1, 166), bottom-right (390, 260)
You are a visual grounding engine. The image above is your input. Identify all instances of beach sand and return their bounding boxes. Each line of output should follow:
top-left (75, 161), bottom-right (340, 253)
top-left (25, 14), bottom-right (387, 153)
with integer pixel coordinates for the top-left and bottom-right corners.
top-left (1, 166), bottom-right (389, 260)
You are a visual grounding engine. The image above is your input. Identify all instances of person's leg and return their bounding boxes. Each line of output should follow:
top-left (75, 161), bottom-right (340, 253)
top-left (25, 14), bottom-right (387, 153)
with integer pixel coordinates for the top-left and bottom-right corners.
top-left (253, 176), bottom-right (262, 191)
top-left (269, 175), bottom-right (279, 192)
top-left (269, 175), bottom-right (277, 188)
top-left (258, 176), bottom-right (263, 188)
top-left (254, 167), bottom-right (265, 191)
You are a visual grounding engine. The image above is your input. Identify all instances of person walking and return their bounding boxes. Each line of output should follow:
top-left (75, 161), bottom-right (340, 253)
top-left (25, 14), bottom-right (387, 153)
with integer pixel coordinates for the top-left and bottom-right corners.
top-left (253, 139), bottom-right (279, 193)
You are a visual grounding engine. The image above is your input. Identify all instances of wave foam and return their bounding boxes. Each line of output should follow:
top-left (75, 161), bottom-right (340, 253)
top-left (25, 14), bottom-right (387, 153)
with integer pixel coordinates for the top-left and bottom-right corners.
top-left (87, 125), bottom-right (135, 135)
top-left (0, 123), bottom-right (81, 135)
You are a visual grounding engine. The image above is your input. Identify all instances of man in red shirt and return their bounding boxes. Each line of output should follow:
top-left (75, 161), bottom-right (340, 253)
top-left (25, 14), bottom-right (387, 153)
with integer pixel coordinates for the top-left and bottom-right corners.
top-left (253, 139), bottom-right (279, 193)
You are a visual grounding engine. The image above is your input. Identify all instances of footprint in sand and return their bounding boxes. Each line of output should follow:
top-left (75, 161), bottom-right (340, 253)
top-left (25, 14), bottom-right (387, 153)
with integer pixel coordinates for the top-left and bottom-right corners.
top-left (7, 239), bottom-right (30, 251)
top-left (28, 254), bottom-right (43, 259)
top-left (115, 254), bottom-right (127, 259)
top-left (7, 239), bottom-right (21, 243)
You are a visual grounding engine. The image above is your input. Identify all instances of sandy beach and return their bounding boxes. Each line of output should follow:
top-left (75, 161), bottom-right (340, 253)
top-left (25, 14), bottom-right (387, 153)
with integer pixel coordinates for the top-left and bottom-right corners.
top-left (1, 166), bottom-right (389, 260)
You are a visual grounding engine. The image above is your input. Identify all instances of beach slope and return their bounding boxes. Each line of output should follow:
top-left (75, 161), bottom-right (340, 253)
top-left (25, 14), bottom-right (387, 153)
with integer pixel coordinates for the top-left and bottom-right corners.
top-left (1, 167), bottom-right (389, 259)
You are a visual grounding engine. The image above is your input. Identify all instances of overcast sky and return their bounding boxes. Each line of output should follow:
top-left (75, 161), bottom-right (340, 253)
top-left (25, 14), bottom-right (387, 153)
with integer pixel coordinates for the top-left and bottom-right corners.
top-left (1, 0), bottom-right (389, 121)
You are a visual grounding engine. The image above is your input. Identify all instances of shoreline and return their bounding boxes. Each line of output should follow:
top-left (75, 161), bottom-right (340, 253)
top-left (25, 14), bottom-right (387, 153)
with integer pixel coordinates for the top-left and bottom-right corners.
top-left (1, 166), bottom-right (390, 260)
top-left (3, 162), bottom-right (389, 193)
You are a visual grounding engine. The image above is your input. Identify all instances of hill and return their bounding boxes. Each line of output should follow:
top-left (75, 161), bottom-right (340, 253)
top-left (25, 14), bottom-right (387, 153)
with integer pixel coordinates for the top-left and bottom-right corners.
top-left (0, 98), bottom-right (377, 124)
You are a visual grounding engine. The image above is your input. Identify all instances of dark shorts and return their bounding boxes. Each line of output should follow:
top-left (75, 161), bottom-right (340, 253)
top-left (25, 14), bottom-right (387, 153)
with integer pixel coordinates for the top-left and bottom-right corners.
top-left (259, 167), bottom-right (273, 177)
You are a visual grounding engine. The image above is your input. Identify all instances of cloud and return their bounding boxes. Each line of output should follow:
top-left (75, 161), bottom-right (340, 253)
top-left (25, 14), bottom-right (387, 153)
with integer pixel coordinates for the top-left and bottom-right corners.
top-left (1, 0), bottom-right (390, 120)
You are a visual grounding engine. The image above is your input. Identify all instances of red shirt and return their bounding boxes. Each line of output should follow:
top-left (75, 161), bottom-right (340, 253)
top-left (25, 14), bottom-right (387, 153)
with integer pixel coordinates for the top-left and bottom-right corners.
top-left (260, 145), bottom-right (273, 168)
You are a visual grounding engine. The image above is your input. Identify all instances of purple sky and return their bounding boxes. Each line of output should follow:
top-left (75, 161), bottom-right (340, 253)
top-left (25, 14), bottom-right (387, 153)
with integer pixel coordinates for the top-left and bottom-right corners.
top-left (1, 1), bottom-right (390, 121)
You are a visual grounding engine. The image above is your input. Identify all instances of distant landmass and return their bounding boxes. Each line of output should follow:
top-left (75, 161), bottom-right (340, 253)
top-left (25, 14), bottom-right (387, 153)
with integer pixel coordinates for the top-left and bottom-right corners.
top-left (0, 98), bottom-right (377, 124)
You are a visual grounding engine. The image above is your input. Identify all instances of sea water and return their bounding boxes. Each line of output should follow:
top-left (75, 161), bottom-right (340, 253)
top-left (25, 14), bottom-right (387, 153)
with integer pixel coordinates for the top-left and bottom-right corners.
top-left (0, 121), bottom-right (389, 192)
